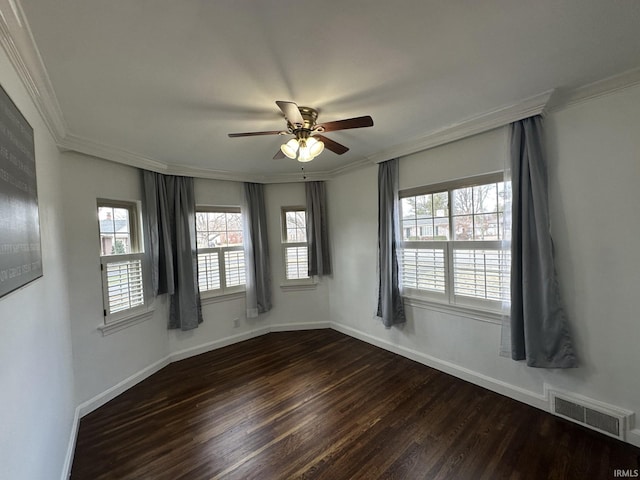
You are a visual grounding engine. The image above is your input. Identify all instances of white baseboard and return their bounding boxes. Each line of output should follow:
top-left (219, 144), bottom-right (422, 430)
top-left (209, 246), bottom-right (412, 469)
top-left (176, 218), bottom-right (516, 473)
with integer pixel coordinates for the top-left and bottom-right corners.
top-left (169, 323), bottom-right (331, 361)
top-left (63, 322), bottom-right (332, 477)
top-left (63, 320), bottom-right (639, 476)
top-left (330, 322), bottom-right (640, 447)
top-left (628, 429), bottom-right (640, 448)
top-left (270, 321), bottom-right (331, 332)
top-left (77, 356), bottom-right (171, 417)
top-left (330, 321), bottom-right (548, 411)
top-left (60, 407), bottom-right (80, 480)
top-left (170, 327), bottom-right (270, 363)
top-left (61, 355), bottom-right (171, 479)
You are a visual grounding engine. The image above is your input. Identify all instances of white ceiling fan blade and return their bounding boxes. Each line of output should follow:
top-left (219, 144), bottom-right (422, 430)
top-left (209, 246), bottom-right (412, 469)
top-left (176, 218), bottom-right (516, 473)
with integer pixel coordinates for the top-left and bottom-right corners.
top-left (276, 101), bottom-right (304, 127)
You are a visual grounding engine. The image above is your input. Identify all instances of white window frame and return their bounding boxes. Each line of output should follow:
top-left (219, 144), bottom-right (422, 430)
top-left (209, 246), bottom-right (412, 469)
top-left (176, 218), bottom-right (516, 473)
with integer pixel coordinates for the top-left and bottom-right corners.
top-left (281, 206), bottom-right (313, 286)
top-left (400, 172), bottom-right (510, 317)
top-left (97, 199), bottom-right (148, 328)
top-left (196, 206), bottom-right (246, 299)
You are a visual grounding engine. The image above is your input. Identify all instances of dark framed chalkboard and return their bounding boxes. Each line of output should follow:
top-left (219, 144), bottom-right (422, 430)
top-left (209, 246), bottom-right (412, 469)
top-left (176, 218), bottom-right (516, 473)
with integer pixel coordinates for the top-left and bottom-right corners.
top-left (0, 83), bottom-right (42, 299)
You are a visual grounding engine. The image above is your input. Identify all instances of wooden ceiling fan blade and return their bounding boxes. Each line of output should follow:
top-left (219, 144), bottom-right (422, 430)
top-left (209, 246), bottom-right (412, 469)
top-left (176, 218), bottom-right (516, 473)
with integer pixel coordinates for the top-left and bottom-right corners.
top-left (276, 101), bottom-right (304, 127)
top-left (273, 149), bottom-right (286, 160)
top-left (315, 134), bottom-right (349, 155)
top-left (228, 130), bottom-right (283, 138)
top-left (317, 115), bottom-right (374, 132)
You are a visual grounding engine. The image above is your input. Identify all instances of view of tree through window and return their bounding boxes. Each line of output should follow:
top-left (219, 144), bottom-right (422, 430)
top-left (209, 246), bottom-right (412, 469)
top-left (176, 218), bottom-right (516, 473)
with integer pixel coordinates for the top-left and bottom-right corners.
top-left (195, 208), bottom-right (245, 294)
top-left (400, 175), bottom-right (511, 309)
top-left (196, 211), bottom-right (243, 248)
top-left (452, 183), bottom-right (508, 240)
top-left (285, 210), bottom-right (307, 242)
top-left (401, 192), bottom-right (449, 241)
top-left (282, 208), bottom-right (309, 280)
top-left (98, 206), bottom-right (132, 255)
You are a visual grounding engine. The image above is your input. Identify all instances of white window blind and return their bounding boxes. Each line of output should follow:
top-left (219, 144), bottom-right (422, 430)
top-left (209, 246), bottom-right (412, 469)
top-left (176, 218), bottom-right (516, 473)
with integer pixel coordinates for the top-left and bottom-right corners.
top-left (452, 244), bottom-right (510, 303)
top-left (101, 254), bottom-right (145, 315)
top-left (285, 246), bottom-right (308, 280)
top-left (401, 244), bottom-right (446, 293)
top-left (195, 208), bottom-right (245, 295)
top-left (197, 251), bottom-right (221, 291)
top-left (97, 200), bottom-right (146, 323)
top-left (400, 174), bottom-right (511, 312)
top-left (224, 248), bottom-right (246, 287)
top-left (282, 207), bottom-right (309, 281)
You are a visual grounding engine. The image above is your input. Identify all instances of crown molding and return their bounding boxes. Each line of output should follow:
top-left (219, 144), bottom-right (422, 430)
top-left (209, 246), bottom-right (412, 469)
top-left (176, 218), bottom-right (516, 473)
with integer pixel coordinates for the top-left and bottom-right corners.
top-left (162, 163), bottom-right (327, 184)
top-left (58, 134), bottom-right (168, 172)
top-left (0, 0), bottom-right (67, 141)
top-left (59, 132), bottom-right (336, 184)
top-left (367, 90), bottom-right (554, 164)
top-left (261, 171), bottom-right (332, 184)
top-left (327, 157), bottom-right (374, 177)
top-left (547, 67), bottom-right (640, 112)
top-left (3, 0), bottom-right (640, 183)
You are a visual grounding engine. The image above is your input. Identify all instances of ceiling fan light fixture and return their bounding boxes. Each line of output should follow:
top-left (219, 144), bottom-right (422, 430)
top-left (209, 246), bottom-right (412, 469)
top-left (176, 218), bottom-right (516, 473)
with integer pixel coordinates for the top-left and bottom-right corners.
top-left (231, 101), bottom-right (372, 163)
top-left (307, 136), bottom-right (324, 157)
top-left (297, 142), bottom-right (313, 162)
top-left (281, 138), bottom-right (299, 159)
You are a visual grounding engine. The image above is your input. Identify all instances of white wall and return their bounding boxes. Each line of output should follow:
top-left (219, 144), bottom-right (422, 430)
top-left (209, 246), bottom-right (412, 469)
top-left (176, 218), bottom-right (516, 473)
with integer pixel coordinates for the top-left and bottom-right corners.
top-left (59, 163), bottom-right (331, 407)
top-left (264, 182), bottom-right (330, 330)
top-left (168, 179), bottom-right (330, 357)
top-left (169, 178), bottom-right (255, 355)
top-left (60, 151), bottom-right (170, 406)
top-left (0, 49), bottom-right (76, 480)
top-left (545, 86), bottom-right (640, 416)
top-left (5, 44), bottom-right (636, 477)
top-left (327, 84), bottom-right (640, 441)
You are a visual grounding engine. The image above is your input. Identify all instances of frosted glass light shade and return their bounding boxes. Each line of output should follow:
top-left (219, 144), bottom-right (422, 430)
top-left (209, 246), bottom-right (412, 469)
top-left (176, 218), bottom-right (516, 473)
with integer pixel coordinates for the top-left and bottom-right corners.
top-left (307, 137), bottom-right (325, 157)
top-left (298, 144), bottom-right (312, 162)
top-left (281, 138), bottom-right (299, 159)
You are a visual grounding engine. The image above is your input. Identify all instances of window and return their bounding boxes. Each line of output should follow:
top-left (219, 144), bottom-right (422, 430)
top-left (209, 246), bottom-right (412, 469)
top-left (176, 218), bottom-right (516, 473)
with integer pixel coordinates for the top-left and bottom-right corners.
top-left (195, 207), bottom-right (245, 295)
top-left (400, 173), bottom-right (511, 312)
top-left (98, 200), bottom-right (145, 322)
top-left (281, 207), bottom-right (309, 280)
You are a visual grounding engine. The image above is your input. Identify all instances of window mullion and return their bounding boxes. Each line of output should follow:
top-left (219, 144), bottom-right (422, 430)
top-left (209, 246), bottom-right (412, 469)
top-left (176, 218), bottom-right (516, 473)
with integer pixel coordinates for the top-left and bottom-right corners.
top-left (446, 242), bottom-right (454, 304)
top-left (196, 207), bottom-right (245, 295)
top-left (218, 248), bottom-right (226, 291)
top-left (447, 189), bottom-right (454, 304)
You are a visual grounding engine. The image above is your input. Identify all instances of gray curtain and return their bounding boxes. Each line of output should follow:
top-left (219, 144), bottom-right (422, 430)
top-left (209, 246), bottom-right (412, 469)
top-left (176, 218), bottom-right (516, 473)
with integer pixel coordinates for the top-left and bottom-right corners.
top-left (143, 172), bottom-right (173, 296)
top-left (376, 159), bottom-right (405, 328)
top-left (510, 116), bottom-right (576, 367)
top-left (305, 181), bottom-right (332, 276)
top-left (143, 171), bottom-right (202, 331)
top-left (243, 182), bottom-right (272, 318)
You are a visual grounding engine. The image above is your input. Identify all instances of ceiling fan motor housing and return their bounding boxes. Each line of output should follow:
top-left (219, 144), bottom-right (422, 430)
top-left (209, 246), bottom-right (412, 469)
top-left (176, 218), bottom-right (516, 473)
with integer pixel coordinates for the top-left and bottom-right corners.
top-left (228, 100), bottom-right (372, 159)
top-left (289, 106), bottom-right (321, 135)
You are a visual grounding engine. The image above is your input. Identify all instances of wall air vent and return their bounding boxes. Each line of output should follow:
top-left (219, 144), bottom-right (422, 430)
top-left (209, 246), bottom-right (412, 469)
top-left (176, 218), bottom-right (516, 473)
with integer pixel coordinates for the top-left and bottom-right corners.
top-left (549, 389), bottom-right (632, 441)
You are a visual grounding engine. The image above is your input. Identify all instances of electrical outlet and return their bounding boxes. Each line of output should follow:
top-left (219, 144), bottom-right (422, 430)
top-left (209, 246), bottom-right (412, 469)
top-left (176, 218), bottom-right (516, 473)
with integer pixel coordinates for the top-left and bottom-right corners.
top-left (233, 318), bottom-right (239, 328)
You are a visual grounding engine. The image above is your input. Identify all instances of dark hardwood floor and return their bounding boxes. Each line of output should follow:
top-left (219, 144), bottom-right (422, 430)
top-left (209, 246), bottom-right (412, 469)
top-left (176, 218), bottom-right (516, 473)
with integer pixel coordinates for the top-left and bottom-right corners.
top-left (71, 330), bottom-right (640, 479)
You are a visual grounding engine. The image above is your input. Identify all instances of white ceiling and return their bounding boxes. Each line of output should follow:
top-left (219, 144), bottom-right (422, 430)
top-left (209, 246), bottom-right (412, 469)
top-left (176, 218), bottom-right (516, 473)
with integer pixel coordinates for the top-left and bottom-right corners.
top-left (14, 0), bottom-right (640, 178)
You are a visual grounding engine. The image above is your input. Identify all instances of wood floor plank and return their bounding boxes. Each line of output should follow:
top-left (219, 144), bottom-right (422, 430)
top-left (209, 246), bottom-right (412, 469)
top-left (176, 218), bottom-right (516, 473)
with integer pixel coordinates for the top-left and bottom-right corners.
top-left (71, 330), bottom-right (640, 479)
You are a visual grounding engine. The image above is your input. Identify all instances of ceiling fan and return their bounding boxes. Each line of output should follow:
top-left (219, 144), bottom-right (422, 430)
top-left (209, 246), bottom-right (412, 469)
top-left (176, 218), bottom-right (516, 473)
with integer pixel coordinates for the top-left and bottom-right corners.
top-left (228, 101), bottom-right (374, 162)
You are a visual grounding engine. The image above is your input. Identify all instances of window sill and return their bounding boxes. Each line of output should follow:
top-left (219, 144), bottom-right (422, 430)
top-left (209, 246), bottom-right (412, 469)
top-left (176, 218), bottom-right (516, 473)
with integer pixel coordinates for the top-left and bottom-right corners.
top-left (200, 290), bottom-right (246, 305)
top-left (280, 278), bottom-right (317, 292)
top-left (403, 295), bottom-right (504, 325)
top-left (98, 309), bottom-right (155, 336)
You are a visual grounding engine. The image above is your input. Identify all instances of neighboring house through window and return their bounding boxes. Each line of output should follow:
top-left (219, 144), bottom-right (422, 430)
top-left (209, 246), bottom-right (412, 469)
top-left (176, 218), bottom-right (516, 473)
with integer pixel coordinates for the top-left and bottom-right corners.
top-left (400, 173), bottom-right (511, 312)
top-left (281, 207), bottom-right (309, 281)
top-left (98, 200), bottom-right (146, 322)
top-left (195, 207), bottom-right (245, 296)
